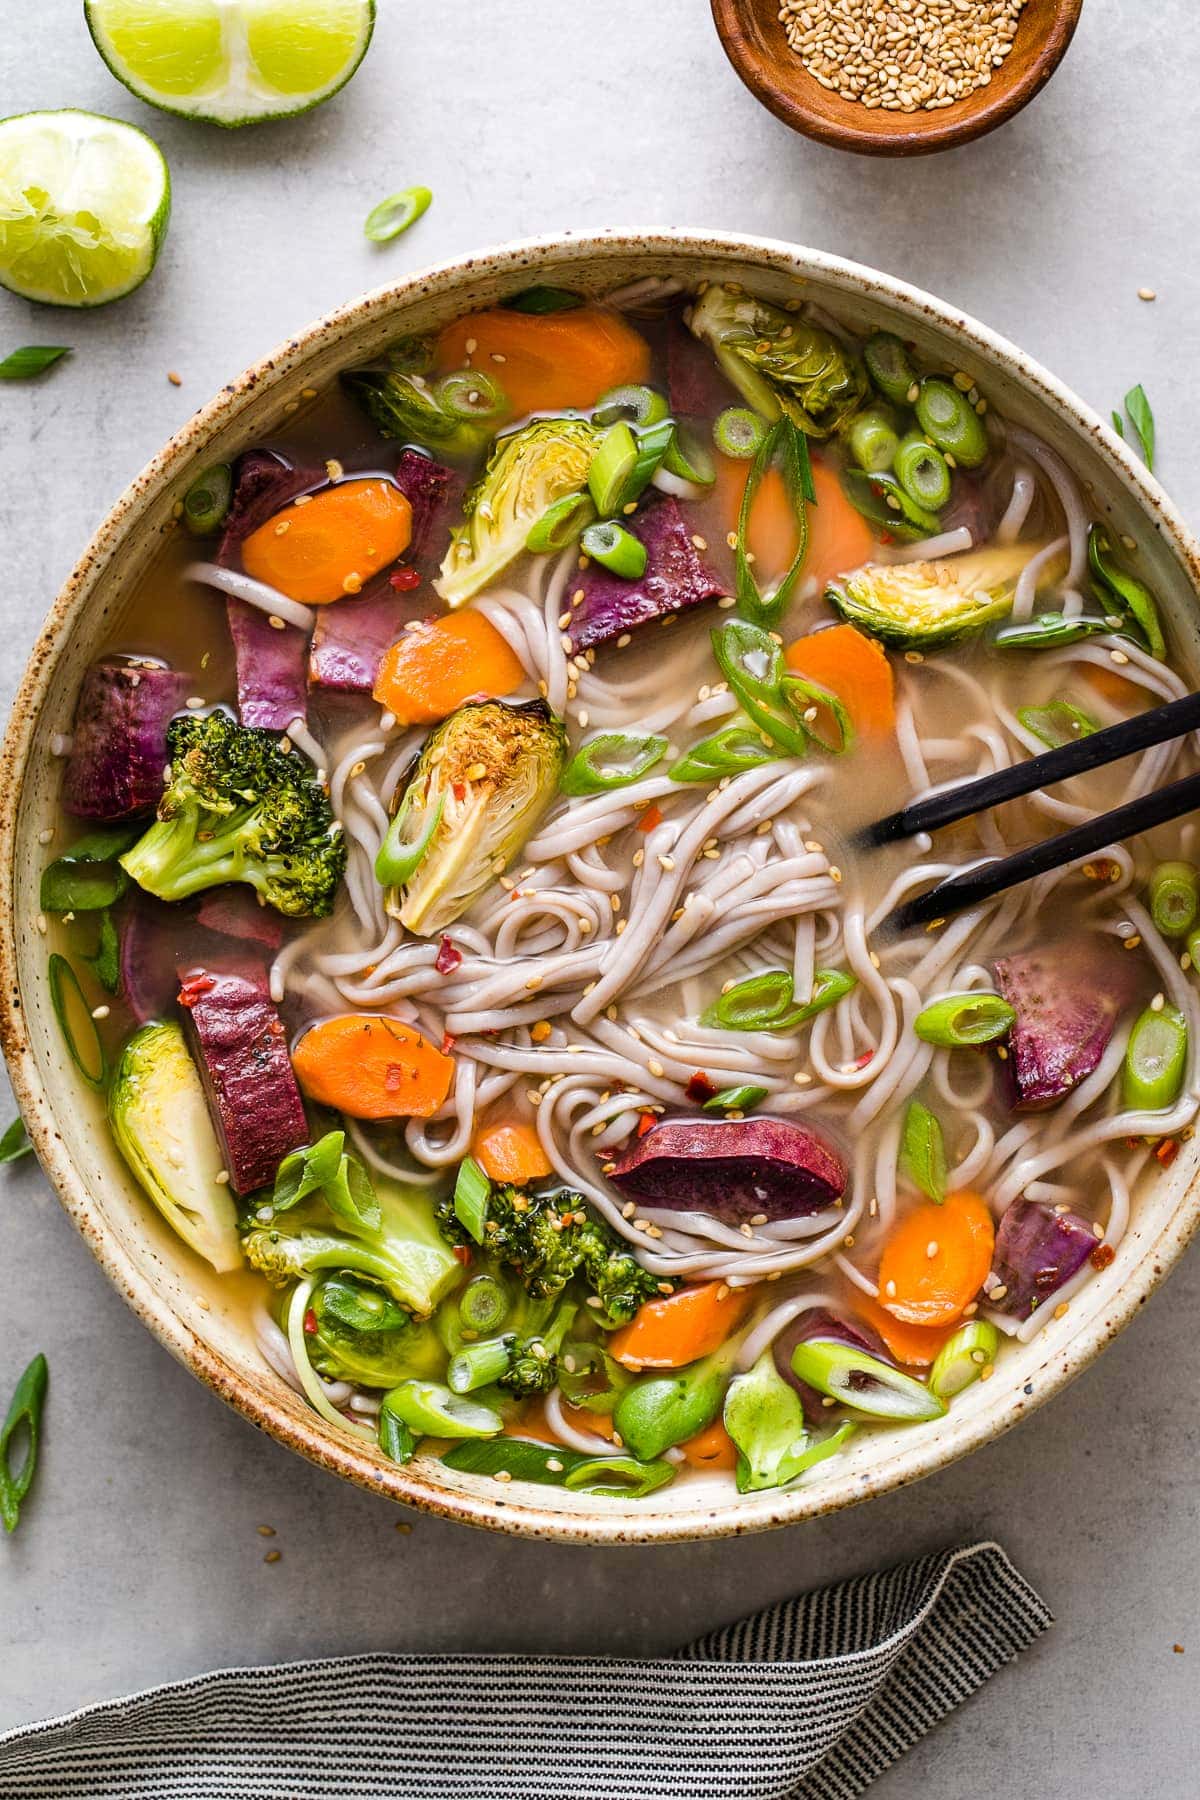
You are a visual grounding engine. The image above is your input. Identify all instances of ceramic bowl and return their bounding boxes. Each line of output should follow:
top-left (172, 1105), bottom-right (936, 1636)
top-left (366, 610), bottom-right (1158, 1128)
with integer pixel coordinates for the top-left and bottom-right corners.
top-left (3, 230), bottom-right (1197, 1543)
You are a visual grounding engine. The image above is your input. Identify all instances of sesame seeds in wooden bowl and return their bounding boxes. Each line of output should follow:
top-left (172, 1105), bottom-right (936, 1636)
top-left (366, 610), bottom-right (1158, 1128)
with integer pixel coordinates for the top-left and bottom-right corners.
top-left (710, 0), bottom-right (1084, 156)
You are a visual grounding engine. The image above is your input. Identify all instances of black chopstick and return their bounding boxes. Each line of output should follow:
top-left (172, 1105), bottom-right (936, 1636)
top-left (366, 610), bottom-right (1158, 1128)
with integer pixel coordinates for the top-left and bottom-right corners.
top-left (860, 689), bottom-right (1200, 847)
top-left (882, 767), bottom-right (1200, 935)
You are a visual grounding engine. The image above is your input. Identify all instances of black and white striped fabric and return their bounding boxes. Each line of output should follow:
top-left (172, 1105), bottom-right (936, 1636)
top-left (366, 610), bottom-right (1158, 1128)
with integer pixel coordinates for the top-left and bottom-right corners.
top-left (0, 1541), bottom-right (1049, 1800)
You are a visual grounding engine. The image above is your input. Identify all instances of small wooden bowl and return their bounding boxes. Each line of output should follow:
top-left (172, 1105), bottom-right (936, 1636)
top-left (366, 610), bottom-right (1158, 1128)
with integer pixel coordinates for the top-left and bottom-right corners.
top-left (710, 0), bottom-right (1084, 156)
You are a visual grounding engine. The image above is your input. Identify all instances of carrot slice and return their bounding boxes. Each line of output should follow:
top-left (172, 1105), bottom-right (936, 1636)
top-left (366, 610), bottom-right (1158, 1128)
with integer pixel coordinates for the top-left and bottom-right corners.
top-left (471, 1119), bottom-right (552, 1185)
top-left (678, 1418), bottom-right (739, 1470)
top-left (434, 307), bottom-right (651, 419)
top-left (877, 1192), bottom-right (995, 1328)
top-left (608, 1281), bottom-right (752, 1370)
top-left (785, 621), bottom-right (896, 740)
top-left (242, 479), bottom-right (412, 605)
top-left (1082, 663), bottom-right (1146, 708)
top-left (291, 1015), bottom-right (453, 1121)
top-left (713, 455), bottom-right (876, 588)
top-left (374, 612), bottom-right (525, 725)
top-left (854, 1295), bottom-right (956, 1368)
top-left (504, 1400), bottom-right (616, 1444)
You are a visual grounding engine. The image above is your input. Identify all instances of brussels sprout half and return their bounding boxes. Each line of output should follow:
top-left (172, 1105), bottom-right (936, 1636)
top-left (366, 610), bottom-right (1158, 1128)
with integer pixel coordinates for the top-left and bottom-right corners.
top-left (827, 543), bottom-right (1056, 652)
top-left (688, 286), bottom-right (867, 438)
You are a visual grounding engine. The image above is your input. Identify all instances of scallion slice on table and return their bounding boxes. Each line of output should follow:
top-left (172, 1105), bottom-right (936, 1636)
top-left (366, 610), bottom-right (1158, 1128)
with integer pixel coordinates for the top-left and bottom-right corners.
top-left (182, 463), bottom-right (233, 536)
top-left (525, 491), bottom-right (596, 553)
top-left (364, 186), bottom-right (432, 243)
top-left (713, 406), bottom-right (768, 460)
top-left (0, 1353), bottom-right (48, 1534)
top-left (579, 519), bottom-right (647, 579)
top-left (0, 1117), bottom-right (32, 1164)
top-left (847, 408), bottom-right (899, 475)
top-left (913, 991), bottom-right (1015, 1048)
top-left (1148, 862), bottom-right (1200, 939)
top-left (560, 732), bottom-right (667, 796)
top-left (0, 345), bottom-right (70, 379)
top-left (593, 383), bottom-right (668, 429)
top-left (894, 432), bottom-right (952, 511)
top-left (669, 724), bottom-right (777, 784)
top-left (928, 1320), bottom-right (999, 1401)
top-left (1122, 1002), bottom-right (1188, 1111)
top-left (48, 954), bottom-right (106, 1089)
top-left (914, 376), bottom-right (989, 468)
top-left (864, 331), bottom-right (918, 406)
top-left (898, 1098), bottom-right (947, 1203)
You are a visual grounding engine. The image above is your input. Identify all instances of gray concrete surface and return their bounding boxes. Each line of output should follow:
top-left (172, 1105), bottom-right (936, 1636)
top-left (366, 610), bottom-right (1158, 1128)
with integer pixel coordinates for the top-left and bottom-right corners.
top-left (2, 1), bottom-right (1199, 1790)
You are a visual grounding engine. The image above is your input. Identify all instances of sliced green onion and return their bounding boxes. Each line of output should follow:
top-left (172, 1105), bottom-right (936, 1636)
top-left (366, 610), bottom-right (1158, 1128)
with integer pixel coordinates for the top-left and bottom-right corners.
top-left (436, 369), bottom-right (507, 423)
top-left (785, 968), bottom-right (858, 1025)
top-left (703, 1084), bottom-right (769, 1113)
top-left (613, 417), bottom-right (674, 511)
top-left (364, 185), bottom-right (433, 243)
top-left (447, 1336), bottom-right (513, 1395)
top-left (662, 422), bottom-right (715, 486)
top-left (382, 1380), bottom-right (501, 1442)
top-left (899, 1099), bottom-right (947, 1203)
top-left (441, 1434), bottom-right (675, 1495)
top-left (669, 724), bottom-right (778, 784)
top-left (713, 406), bottom-right (768, 460)
top-left (182, 463), bottom-right (233, 537)
top-left (557, 1341), bottom-right (633, 1415)
top-left (453, 1155), bottom-right (491, 1243)
top-left (525, 491), bottom-right (596, 553)
top-left (580, 519), bottom-right (647, 580)
top-left (894, 432), bottom-right (952, 511)
top-left (0, 1353), bottom-right (48, 1534)
top-left (789, 1339), bottom-right (945, 1422)
top-left (48, 954), bottom-right (105, 1090)
top-left (503, 286), bottom-right (584, 314)
top-left (588, 421), bottom-right (639, 516)
top-left (1088, 525), bottom-right (1165, 659)
top-left (711, 620), bottom-right (808, 756)
top-left (864, 332), bottom-right (918, 406)
top-left (459, 1274), bottom-right (510, 1336)
top-left (378, 1408), bottom-right (416, 1465)
top-left (840, 467), bottom-right (941, 543)
top-left (847, 408), bottom-right (900, 475)
top-left (702, 966), bottom-right (855, 1032)
top-left (40, 822), bottom-right (139, 914)
top-left (993, 611), bottom-right (1115, 651)
top-left (914, 991), bottom-right (1015, 1048)
top-left (733, 416), bottom-right (813, 631)
top-left (1149, 862), bottom-right (1199, 940)
top-left (82, 909), bottom-right (121, 995)
top-left (1016, 701), bottom-right (1099, 750)
top-left (593, 384), bottom-right (668, 429)
top-left (780, 672), bottom-right (855, 755)
top-left (0, 1117), bottom-right (32, 1165)
top-left (914, 376), bottom-right (989, 468)
top-left (560, 732), bottom-right (667, 796)
top-left (375, 791), bottom-right (445, 887)
top-left (562, 1454), bottom-right (675, 1498)
top-left (1122, 1002), bottom-right (1188, 1111)
top-left (928, 1321), bottom-right (1000, 1401)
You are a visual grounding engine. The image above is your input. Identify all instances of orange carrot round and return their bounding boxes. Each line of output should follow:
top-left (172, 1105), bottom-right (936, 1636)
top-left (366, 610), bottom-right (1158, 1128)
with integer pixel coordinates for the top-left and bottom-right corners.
top-left (471, 1119), bottom-right (552, 1185)
top-left (434, 307), bottom-right (651, 419)
top-left (854, 1295), bottom-right (956, 1368)
top-left (785, 622), bottom-right (896, 740)
top-left (877, 1192), bottom-right (995, 1328)
top-left (292, 1015), bottom-right (453, 1120)
top-left (805, 459), bottom-right (876, 588)
top-left (714, 454), bottom-right (876, 587)
top-left (242, 479), bottom-right (412, 605)
top-left (373, 611), bottom-right (525, 725)
top-left (608, 1281), bottom-right (752, 1370)
top-left (679, 1419), bottom-right (739, 1470)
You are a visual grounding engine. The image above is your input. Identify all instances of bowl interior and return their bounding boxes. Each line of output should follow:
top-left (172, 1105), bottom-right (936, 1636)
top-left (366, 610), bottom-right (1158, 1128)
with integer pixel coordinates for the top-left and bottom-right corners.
top-left (711, 0), bottom-right (1084, 155)
top-left (4, 232), bottom-right (1199, 1543)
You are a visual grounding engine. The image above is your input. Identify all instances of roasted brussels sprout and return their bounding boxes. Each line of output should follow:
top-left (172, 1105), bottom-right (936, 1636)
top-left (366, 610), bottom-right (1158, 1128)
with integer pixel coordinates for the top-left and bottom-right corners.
top-left (308, 1276), bottom-right (448, 1388)
top-left (688, 287), bottom-right (867, 438)
top-left (827, 543), bottom-right (1052, 651)
top-left (435, 417), bottom-right (600, 607)
top-left (341, 366), bottom-right (496, 462)
top-left (380, 699), bottom-right (567, 935)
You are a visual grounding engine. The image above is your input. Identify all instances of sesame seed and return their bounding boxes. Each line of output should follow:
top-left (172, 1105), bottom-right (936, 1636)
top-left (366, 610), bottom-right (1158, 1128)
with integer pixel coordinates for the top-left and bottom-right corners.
top-left (493, 1470), bottom-right (512, 1483)
top-left (91, 1004), bottom-right (110, 1021)
top-left (926, 1239), bottom-right (939, 1258)
top-left (264, 1549), bottom-right (282, 1563)
top-left (325, 459), bottom-right (344, 481)
top-left (1110, 650), bottom-right (1130, 666)
top-left (884, 1279), bottom-right (896, 1298)
top-left (1138, 287), bottom-right (1157, 301)
top-left (268, 615), bottom-right (287, 631)
top-left (257, 1524), bottom-right (276, 1537)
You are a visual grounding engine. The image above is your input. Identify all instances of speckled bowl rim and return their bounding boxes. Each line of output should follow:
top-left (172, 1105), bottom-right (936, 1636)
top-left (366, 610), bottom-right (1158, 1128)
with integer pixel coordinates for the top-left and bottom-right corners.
top-left (3, 229), bottom-right (1199, 1545)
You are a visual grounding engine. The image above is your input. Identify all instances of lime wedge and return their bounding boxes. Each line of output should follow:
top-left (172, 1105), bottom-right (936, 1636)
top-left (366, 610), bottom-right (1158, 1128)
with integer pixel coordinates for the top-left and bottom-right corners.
top-left (85, 0), bottom-right (376, 127)
top-left (0, 111), bottom-right (170, 308)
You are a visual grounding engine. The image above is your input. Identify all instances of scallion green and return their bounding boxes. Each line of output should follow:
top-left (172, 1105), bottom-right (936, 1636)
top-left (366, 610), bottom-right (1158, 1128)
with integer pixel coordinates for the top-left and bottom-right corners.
top-left (374, 791), bottom-right (445, 887)
top-left (0, 1118), bottom-right (32, 1165)
top-left (458, 1274), bottom-right (510, 1336)
top-left (182, 463), bottom-right (233, 537)
top-left (452, 1155), bottom-right (491, 1243)
top-left (788, 1339), bottom-right (945, 1421)
top-left (525, 491), bottom-right (596, 553)
top-left (992, 612), bottom-right (1114, 650)
top-left (711, 620), bottom-right (808, 756)
top-left (713, 406), bottom-right (768, 460)
top-left (436, 369), bottom-right (507, 423)
top-left (701, 966), bottom-right (855, 1033)
top-left (847, 407), bottom-right (900, 475)
top-left (588, 421), bottom-right (639, 516)
top-left (0, 1353), bottom-right (48, 1534)
top-left (1088, 525), bottom-right (1165, 659)
top-left (442, 1434), bottom-right (675, 1496)
top-left (662, 422), bottom-right (715, 487)
top-left (839, 466), bottom-right (941, 542)
top-left (702, 1084), bottom-right (770, 1113)
top-left (382, 1379), bottom-right (502, 1441)
top-left (864, 332), bottom-right (918, 406)
top-left (593, 384), bottom-right (669, 429)
top-left (503, 286), bottom-right (584, 314)
top-left (733, 416), bottom-right (813, 631)
top-left (913, 991), bottom-right (1015, 1048)
top-left (447, 1336), bottom-right (513, 1395)
top-left (928, 1321), bottom-right (999, 1401)
top-left (1122, 1002), bottom-right (1188, 1111)
top-left (669, 724), bottom-right (777, 784)
top-left (580, 519), bottom-right (647, 580)
top-left (39, 822), bottom-right (139, 914)
top-left (780, 672), bottom-right (854, 755)
top-left (894, 432), bottom-right (952, 511)
top-left (364, 186), bottom-right (433, 243)
top-left (1016, 701), bottom-right (1099, 750)
top-left (898, 1099), bottom-right (947, 1203)
top-left (0, 345), bottom-right (70, 380)
top-left (914, 376), bottom-right (989, 468)
top-left (1149, 862), bottom-right (1199, 939)
top-left (48, 954), bottom-right (105, 1090)
top-left (560, 732), bottom-right (668, 796)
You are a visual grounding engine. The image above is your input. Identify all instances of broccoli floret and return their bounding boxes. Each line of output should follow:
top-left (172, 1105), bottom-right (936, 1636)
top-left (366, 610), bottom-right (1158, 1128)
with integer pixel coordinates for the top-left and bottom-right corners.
top-left (120, 710), bottom-right (346, 917)
top-left (437, 1181), bottom-right (667, 1327)
top-left (446, 1290), bottom-right (578, 1400)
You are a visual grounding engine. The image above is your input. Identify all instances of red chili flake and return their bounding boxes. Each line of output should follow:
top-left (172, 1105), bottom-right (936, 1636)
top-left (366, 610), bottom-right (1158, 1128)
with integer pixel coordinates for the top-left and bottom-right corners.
top-left (303, 1308), bottom-right (319, 1336)
top-left (852, 1049), bottom-right (875, 1070)
top-left (686, 1071), bottom-right (718, 1102)
top-left (638, 804), bottom-right (663, 834)
top-left (636, 1111), bottom-right (656, 1139)
top-left (1090, 1241), bottom-right (1116, 1271)
top-left (1155, 1138), bottom-right (1180, 1168)
top-left (389, 565), bottom-right (421, 591)
top-left (452, 1244), bottom-right (473, 1267)
top-left (435, 936), bottom-right (463, 975)
top-left (441, 1031), bottom-right (457, 1056)
top-left (384, 1064), bottom-right (405, 1092)
top-left (878, 530), bottom-right (895, 546)
top-left (452, 781), bottom-right (466, 802)
top-left (177, 973), bottom-right (216, 1008)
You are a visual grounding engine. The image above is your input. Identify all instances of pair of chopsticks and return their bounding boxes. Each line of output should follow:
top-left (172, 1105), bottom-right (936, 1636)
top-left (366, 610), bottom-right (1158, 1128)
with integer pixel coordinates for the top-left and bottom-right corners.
top-left (867, 690), bottom-right (1200, 934)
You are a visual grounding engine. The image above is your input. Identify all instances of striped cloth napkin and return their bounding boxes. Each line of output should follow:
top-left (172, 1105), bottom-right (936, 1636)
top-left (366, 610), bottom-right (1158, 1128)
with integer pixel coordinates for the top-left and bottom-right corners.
top-left (0, 1541), bottom-right (1049, 1800)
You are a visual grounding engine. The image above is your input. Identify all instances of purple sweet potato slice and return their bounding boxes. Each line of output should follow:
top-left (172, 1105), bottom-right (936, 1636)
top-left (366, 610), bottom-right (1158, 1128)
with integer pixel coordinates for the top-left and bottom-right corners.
top-left (217, 449), bottom-right (320, 562)
top-left (226, 600), bottom-right (309, 730)
top-left (995, 938), bottom-right (1136, 1111)
top-left (179, 958), bottom-right (308, 1195)
top-left (395, 447), bottom-right (463, 571)
top-left (119, 895), bottom-right (185, 1024)
top-left (570, 496), bottom-right (727, 653)
top-left (308, 586), bottom-right (410, 694)
top-left (608, 1115), bottom-right (846, 1224)
top-left (666, 312), bottom-right (739, 420)
top-left (773, 1308), bottom-right (891, 1425)
top-left (988, 1199), bottom-right (1098, 1319)
top-left (195, 887), bottom-right (285, 952)
top-left (62, 660), bottom-right (188, 821)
